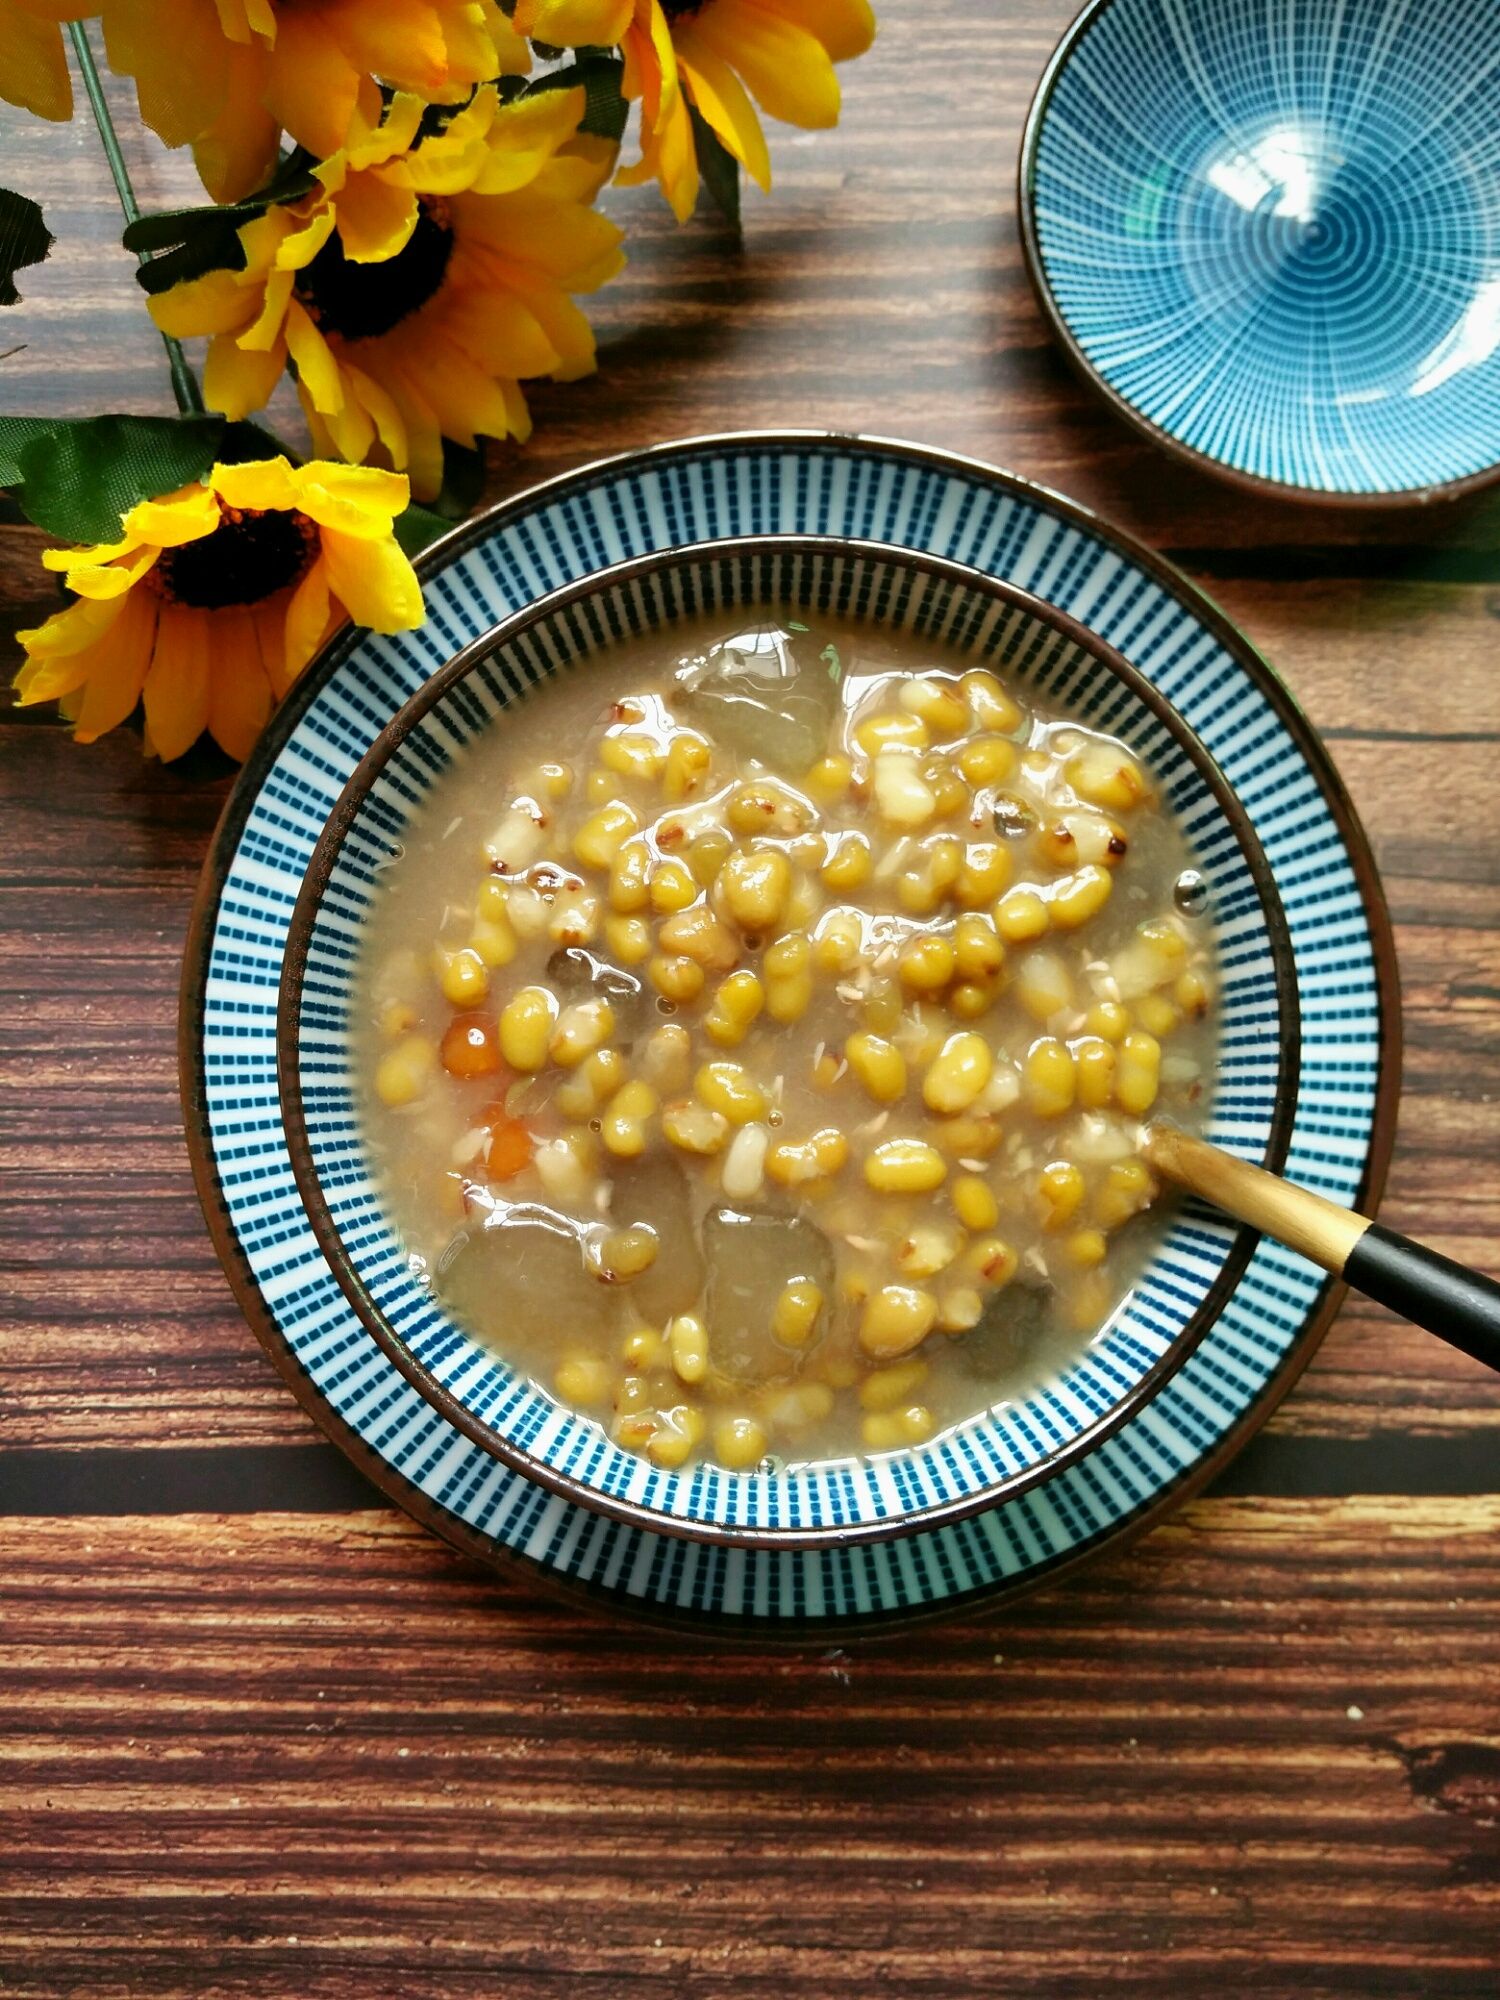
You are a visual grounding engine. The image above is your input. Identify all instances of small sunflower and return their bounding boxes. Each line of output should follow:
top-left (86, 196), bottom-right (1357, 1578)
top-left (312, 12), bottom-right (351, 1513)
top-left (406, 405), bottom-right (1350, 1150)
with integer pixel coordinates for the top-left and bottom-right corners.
top-left (516, 0), bottom-right (876, 221)
top-left (13, 458), bottom-right (423, 761)
top-left (150, 85), bottom-right (624, 501)
top-left (97, 0), bottom-right (530, 201)
top-left (0, 1), bottom-right (90, 121)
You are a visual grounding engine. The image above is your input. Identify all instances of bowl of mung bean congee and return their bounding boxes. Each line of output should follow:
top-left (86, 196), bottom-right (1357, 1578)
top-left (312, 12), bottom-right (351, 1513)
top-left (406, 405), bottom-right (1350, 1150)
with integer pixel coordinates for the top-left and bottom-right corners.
top-left (281, 538), bottom-right (1296, 1546)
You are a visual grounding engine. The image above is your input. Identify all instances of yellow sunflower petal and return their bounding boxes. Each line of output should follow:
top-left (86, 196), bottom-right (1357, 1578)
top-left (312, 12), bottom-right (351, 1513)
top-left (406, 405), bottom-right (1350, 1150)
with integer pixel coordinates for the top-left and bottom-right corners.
top-left (628, 101), bottom-right (698, 220)
top-left (300, 400), bottom-right (342, 469)
top-left (14, 648), bottom-right (91, 707)
top-left (262, 11), bottom-right (363, 158)
top-left (60, 546), bottom-right (162, 602)
top-left (314, 385), bottom-right (377, 467)
top-left (627, 1), bottom-right (680, 131)
top-left (272, 204), bottom-right (338, 274)
top-left (678, 39), bottom-right (771, 190)
top-left (205, 604), bottom-right (273, 760)
top-left (437, 0), bottom-right (519, 82)
top-left (289, 461), bottom-right (410, 534)
top-left (150, 268), bottom-right (255, 340)
top-left (69, 585), bottom-right (159, 743)
top-left (542, 133), bottom-right (618, 204)
top-left (343, 364), bottom-right (409, 468)
top-left (513, 0), bottom-right (633, 47)
top-left (238, 206), bottom-right (299, 275)
top-left (293, 377), bottom-right (376, 479)
top-left (203, 328), bottom-right (286, 417)
top-left (209, 456), bottom-right (299, 513)
top-left (337, 89), bottom-right (425, 173)
top-left (692, 0), bottom-right (841, 128)
top-left (332, 0), bottom-right (451, 93)
top-left (500, 280), bottom-right (598, 380)
top-left (14, 592), bottom-right (121, 667)
top-left (283, 300), bottom-right (348, 418)
top-left (102, 0), bottom-right (230, 148)
top-left (282, 553), bottom-right (335, 683)
top-left (43, 534), bottom-right (138, 574)
top-left (429, 263), bottom-right (564, 379)
top-left (474, 1), bottom-right (530, 76)
top-left (14, 588), bottom-right (129, 706)
top-left (191, 37), bottom-right (280, 203)
top-left (751, 0), bottom-right (874, 62)
top-left (458, 191), bottom-right (623, 291)
top-left (331, 168), bottom-right (420, 262)
top-left (240, 266), bottom-right (295, 351)
top-left (468, 86), bottom-right (586, 196)
top-left (0, 1), bottom-right (76, 121)
top-left (122, 482), bottom-right (222, 548)
top-left (392, 329), bottom-right (520, 446)
top-left (321, 525), bottom-right (424, 633)
top-left (380, 371), bottom-right (445, 502)
top-left (500, 376), bottom-right (533, 443)
top-left (142, 602), bottom-right (212, 761)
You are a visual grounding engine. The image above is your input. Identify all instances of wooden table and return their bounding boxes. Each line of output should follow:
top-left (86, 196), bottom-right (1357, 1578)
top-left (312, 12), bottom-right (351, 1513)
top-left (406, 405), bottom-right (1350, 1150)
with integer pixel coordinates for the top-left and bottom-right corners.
top-left (3, 7), bottom-right (1498, 1993)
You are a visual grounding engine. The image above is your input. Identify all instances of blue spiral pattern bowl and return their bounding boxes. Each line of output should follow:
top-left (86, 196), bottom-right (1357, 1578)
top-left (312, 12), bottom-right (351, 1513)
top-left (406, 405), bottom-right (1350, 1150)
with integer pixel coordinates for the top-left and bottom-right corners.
top-left (281, 538), bottom-right (1295, 1548)
top-left (1021, 0), bottom-right (1500, 502)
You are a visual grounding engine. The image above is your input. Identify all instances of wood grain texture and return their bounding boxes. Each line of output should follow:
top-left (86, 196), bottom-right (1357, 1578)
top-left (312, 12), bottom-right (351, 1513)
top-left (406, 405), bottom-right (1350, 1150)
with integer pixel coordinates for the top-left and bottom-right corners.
top-left (1, 2), bottom-right (1498, 1991)
top-left (3, 1503), bottom-right (1499, 1999)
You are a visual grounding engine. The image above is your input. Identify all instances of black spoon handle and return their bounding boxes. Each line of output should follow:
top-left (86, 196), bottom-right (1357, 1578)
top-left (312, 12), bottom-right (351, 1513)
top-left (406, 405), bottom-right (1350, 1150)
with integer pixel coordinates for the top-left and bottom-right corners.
top-left (1344, 1225), bottom-right (1500, 1373)
top-left (1142, 1124), bottom-right (1500, 1374)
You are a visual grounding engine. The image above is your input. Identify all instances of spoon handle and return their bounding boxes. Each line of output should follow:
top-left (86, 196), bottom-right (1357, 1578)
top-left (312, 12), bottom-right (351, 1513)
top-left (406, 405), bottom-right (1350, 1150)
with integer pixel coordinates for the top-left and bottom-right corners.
top-left (1142, 1124), bottom-right (1500, 1373)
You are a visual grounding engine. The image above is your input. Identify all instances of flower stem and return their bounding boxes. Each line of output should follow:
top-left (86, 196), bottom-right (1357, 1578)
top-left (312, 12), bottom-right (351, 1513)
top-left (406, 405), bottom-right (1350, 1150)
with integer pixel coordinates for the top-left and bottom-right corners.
top-left (67, 22), bottom-right (205, 418)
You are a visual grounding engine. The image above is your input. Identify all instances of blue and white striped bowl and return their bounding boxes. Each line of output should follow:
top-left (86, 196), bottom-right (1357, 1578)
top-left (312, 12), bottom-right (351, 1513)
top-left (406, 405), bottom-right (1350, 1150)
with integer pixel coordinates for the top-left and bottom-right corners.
top-left (1020, 0), bottom-right (1500, 503)
top-left (280, 536), bottom-right (1298, 1548)
top-left (184, 432), bottom-right (1398, 1630)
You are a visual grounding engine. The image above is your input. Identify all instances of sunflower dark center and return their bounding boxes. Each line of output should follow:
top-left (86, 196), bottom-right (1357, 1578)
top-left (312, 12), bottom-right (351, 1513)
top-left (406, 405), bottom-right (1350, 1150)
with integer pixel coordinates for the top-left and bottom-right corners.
top-left (151, 506), bottom-right (316, 609)
top-left (295, 198), bottom-right (454, 341)
top-left (658, 0), bottom-right (707, 15)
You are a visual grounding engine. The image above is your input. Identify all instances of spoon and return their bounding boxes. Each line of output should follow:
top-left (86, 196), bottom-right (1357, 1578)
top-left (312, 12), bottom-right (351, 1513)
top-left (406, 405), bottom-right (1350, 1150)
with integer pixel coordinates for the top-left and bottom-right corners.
top-left (1142, 1123), bottom-right (1500, 1373)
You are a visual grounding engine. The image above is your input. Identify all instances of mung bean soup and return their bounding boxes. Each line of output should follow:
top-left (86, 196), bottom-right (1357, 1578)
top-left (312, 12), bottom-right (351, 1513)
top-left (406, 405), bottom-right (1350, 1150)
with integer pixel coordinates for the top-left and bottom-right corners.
top-left (355, 613), bottom-right (1217, 1471)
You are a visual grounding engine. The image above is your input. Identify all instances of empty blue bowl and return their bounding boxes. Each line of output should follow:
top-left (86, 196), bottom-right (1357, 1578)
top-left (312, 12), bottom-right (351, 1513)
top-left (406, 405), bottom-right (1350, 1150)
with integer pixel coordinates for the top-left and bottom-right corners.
top-left (1020, 0), bottom-right (1500, 504)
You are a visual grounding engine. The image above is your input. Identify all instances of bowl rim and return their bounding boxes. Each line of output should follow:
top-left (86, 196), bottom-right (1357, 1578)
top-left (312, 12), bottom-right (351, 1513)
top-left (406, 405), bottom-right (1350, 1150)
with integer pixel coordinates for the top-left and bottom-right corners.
top-left (276, 529), bottom-right (1303, 1551)
top-left (1016, 0), bottom-right (1500, 511)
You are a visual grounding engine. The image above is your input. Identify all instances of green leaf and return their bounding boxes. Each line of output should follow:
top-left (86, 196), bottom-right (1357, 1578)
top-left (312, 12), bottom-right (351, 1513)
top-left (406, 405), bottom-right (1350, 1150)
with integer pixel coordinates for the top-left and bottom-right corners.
top-left (133, 221), bottom-right (247, 297)
top-left (0, 189), bottom-right (53, 308)
top-left (526, 54), bottom-right (629, 143)
top-left (393, 503), bottom-right (454, 558)
top-left (3, 414), bottom-right (225, 541)
top-left (821, 642), bottom-right (842, 683)
top-left (122, 152), bottom-right (316, 296)
top-left (216, 419), bottom-right (293, 467)
top-left (0, 416), bottom-right (53, 489)
top-left (689, 107), bottom-right (741, 230)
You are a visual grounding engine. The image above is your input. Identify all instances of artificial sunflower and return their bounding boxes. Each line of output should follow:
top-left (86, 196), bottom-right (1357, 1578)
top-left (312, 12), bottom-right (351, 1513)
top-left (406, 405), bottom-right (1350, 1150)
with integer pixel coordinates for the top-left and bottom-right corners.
top-left (0, 0), bottom-right (90, 121)
top-left (13, 457), bottom-right (423, 760)
top-left (97, 0), bottom-right (530, 201)
top-left (515, 0), bottom-right (876, 221)
top-left (150, 85), bottom-right (624, 501)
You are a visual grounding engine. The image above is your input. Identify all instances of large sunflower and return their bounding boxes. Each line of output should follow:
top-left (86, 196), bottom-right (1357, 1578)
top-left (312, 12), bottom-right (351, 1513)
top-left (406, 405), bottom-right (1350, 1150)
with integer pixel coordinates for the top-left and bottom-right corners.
top-left (516, 0), bottom-right (876, 221)
top-left (0, 1), bottom-right (90, 121)
top-left (97, 0), bottom-right (529, 201)
top-left (13, 458), bottom-right (422, 760)
top-left (150, 85), bottom-right (624, 501)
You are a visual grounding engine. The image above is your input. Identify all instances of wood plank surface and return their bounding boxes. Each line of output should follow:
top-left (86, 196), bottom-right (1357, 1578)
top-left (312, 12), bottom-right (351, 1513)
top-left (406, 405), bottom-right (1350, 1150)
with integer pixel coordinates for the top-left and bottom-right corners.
top-left (4, 1502), bottom-right (1500, 1999)
top-left (1, 2), bottom-right (1498, 1993)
